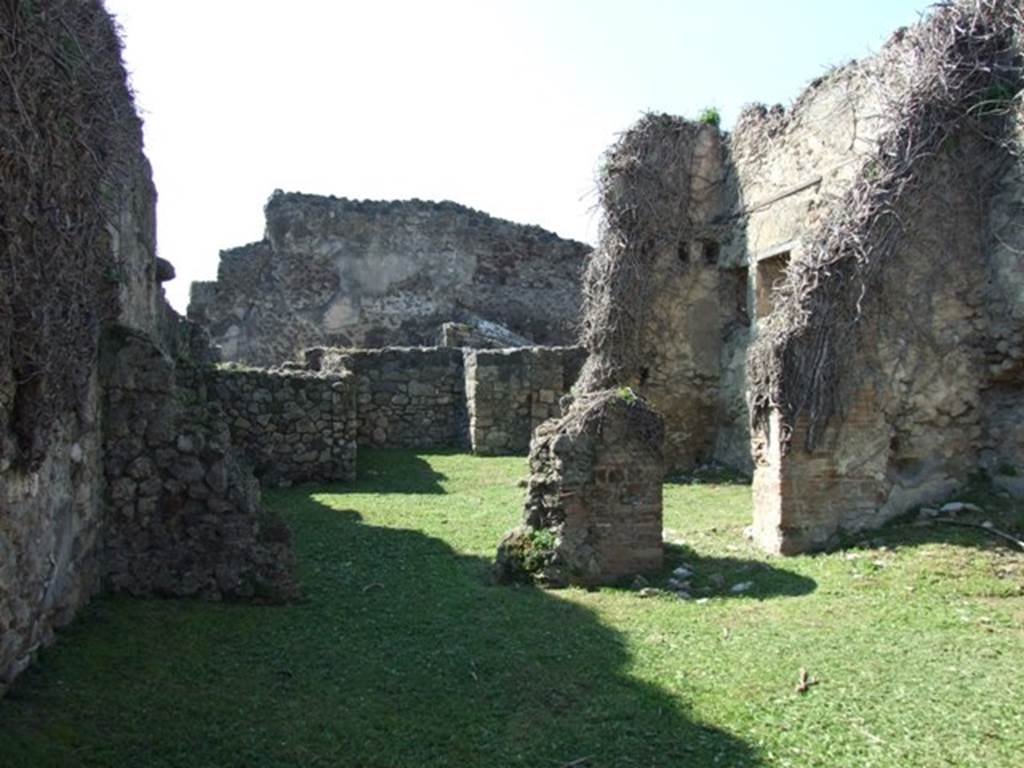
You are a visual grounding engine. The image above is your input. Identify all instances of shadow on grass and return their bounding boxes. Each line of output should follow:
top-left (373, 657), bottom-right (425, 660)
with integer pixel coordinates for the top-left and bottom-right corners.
top-left (333, 449), bottom-right (451, 495)
top-left (658, 543), bottom-right (818, 600)
top-left (280, 493), bottom-right (767, 766)
top-left (829, 480), bottom-right (1024, 557)
top-left (665, 465), bottom-right (751, 487)
top-left (0, 490), bottom-right (767, 768)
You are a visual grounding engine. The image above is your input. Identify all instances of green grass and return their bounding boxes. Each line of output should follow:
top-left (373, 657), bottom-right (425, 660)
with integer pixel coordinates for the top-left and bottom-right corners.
top-left (1, 450), bottom-right (1022, 767)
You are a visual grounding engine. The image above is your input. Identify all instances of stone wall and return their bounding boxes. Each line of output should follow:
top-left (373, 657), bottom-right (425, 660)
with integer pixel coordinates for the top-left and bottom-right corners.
top-left (1, 1), bottom-right (298, 694)
top-left (569, 7), bottom-right (1023, 553)
top-left (751, 130), bottom-right (1023, 552)
top-left (0, 389), bottom-right (105, 690)
top-left (304, 344), bottom-right (586, 454)
top-left (495, 393), bottom-right (664, 586)
top-left (465, 346), bottom-right (586, 455)
top-left (573, 64), bottom-right (905, 477)
top-left (739, 16), bottom-right (1024, 552)
top-left (100, 328), bottom-right (298, 598)
top-left (438, 318), bottom-right (533, 349)
top-left (979, 107), bottom-right (1024, 486)
top-left (610, 69), bottom-right (894, 475)
top-left (712, 60), bottom-right (896, 475)
top-left (311, 347), bottom-right (468, 449)
top-left (576, 117), bottom-right (757, 474)
top-left (189, 194), bottom-right (590, 367)
top-left (0, 1), bottom-right (157, 691)
top-left (211, 365), bottom-right (357, 487)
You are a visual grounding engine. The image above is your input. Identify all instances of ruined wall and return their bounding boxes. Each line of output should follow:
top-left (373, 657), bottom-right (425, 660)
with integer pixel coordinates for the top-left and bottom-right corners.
top-left (100, 329), bottom-right (297, 598)
top-left (303, 344), bottom-right (585, 454)
top-left (980, 107), bottom-right (1024, 487)
top-left (712, 62), bottom-right (896, 472)
top-left (567, 5), bottom-right (1021, 555)
top-left (0, 0), bottom-right (157, 691)
top-left (0, 389), bottom-right (105, 689)
top-left (438, 318), bottom-right (533, 349)
top-left (1, 1), bottom-right (297, 694)
top-left (189, 194), bottom-right (590, 367)
top-left (312, 347), bottom-right (468, 449)
top-left (495, 392), bottom-right (664, 586)
top-left (575, 89), bottom-right (893, 474)
top-left (638, 241), bottom-right (734, 472)
top-left (212, 366), bottom-right (358, 487)
top-left (581, 59), bottom-right (902, 477)
top-left (751, 141), bottom-right (1004, 551)
top-left (745, 6), bottom-right (1024, 552)
top-left (577, 117), bottom-right (743, 473)
top-left (465, 346), bottom-right (586, 455)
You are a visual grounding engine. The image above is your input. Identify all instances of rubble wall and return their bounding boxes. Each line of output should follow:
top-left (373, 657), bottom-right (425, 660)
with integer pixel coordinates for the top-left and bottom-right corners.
top-left (100, 329), bottom-right (298, 599)
top-left (495, 393), bottom-right (664, 586)
top-left (1, 1), bottom-right (298, 694)
top-left (189, 194), bottom-right (590, 366)
top-left (752, 143), bottom-right (999, 550)
top-left (713, 64), bottom-right (895, 473)
top-left (465, 346), bottom-right (586, 455)
top-left (316, 347), bottom-right (469, 449)
top-left (979, 109), bottom-right (1024, 484)
top-left (305, 344), bottom-right (586, 454)
top-left (211, 366), bottom-right (358, 487)
top-left (578, 118), bottom-right (738, 473)
top-left (0, 1), bottom-right (160, 690)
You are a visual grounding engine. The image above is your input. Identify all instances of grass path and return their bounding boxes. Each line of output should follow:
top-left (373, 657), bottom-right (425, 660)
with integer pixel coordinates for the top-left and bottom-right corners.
top-left (1, 450), bottom-right (1022, 767)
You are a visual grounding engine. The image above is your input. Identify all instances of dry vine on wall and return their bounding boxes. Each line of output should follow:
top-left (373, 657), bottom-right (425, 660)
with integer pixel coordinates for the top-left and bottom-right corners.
top-left (747, 0), bottom-right (1024, 451)
top-left (0, 0), bottom-right (140, 468)
top-left (576, 114), bottom-right (701, 394)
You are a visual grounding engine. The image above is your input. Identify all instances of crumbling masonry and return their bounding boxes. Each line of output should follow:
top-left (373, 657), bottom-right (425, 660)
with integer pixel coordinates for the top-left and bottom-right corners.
top-left (6, 0), bottom-right (1024, 694)
top-left (567, 1), bottom-right (1024, 555)
top-left (496, 1), bottom-right (1024, 583)
top-left (189, 194), bottom-right (590, 366)
top-left (0, 1), bottom-right (300, 693)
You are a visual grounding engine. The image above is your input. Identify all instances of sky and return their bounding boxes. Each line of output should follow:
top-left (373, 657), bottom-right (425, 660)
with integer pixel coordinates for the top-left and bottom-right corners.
top-left (104, 0), bottom-right (929, 313)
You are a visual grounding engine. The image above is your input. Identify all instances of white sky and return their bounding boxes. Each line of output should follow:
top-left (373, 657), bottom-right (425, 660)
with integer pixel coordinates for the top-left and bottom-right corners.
top-left (104, 0), bottom-right (927, 312)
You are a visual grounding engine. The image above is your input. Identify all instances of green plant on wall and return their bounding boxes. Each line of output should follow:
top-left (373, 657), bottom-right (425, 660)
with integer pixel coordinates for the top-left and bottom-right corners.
top-left (522, 528), bottom-right (557, 572)
top-left (972, 79), bottom-right (1020, 117)
top-left (697, 106), bottom-right (721, 127)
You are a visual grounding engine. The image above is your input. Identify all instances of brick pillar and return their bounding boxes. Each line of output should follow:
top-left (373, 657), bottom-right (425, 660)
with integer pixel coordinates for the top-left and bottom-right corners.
top-left (494, 391), bottom-right (664, 586)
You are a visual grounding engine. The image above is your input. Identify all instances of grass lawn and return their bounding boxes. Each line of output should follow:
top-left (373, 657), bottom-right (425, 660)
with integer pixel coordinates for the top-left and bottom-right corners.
top-left (1, 450), bottom-right (1022, 767)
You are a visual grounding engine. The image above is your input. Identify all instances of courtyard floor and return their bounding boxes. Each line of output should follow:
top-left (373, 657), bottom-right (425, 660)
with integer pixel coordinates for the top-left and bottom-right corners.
top-left (1, 450), bottom-right (1022, 767)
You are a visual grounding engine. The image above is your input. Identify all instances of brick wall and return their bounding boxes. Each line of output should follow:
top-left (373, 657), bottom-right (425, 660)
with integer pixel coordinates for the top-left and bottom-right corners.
top-left (495, 394), bottom-right (664, 586)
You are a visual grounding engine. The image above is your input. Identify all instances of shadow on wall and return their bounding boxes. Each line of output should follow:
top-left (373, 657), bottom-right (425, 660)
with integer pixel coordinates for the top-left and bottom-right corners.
top-left (1, 493), bottom-right (768, 766)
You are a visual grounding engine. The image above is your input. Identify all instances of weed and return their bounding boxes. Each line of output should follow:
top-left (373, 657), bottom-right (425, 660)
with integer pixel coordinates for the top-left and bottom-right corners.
top-left (697, 106), bottom-right (721, 127)
top-left (616, 385), bottom-right (637, 405)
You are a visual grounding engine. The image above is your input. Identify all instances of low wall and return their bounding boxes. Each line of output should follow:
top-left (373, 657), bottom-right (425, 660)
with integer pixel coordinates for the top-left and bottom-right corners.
top-left (312, 347), bottom-right (468, 449)
top-left (465, 346), bottom-right (586, 455)
top-left (211, 366), bottom-right (358, 486)
top-left (306, 344), bottom-right (586, 454)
